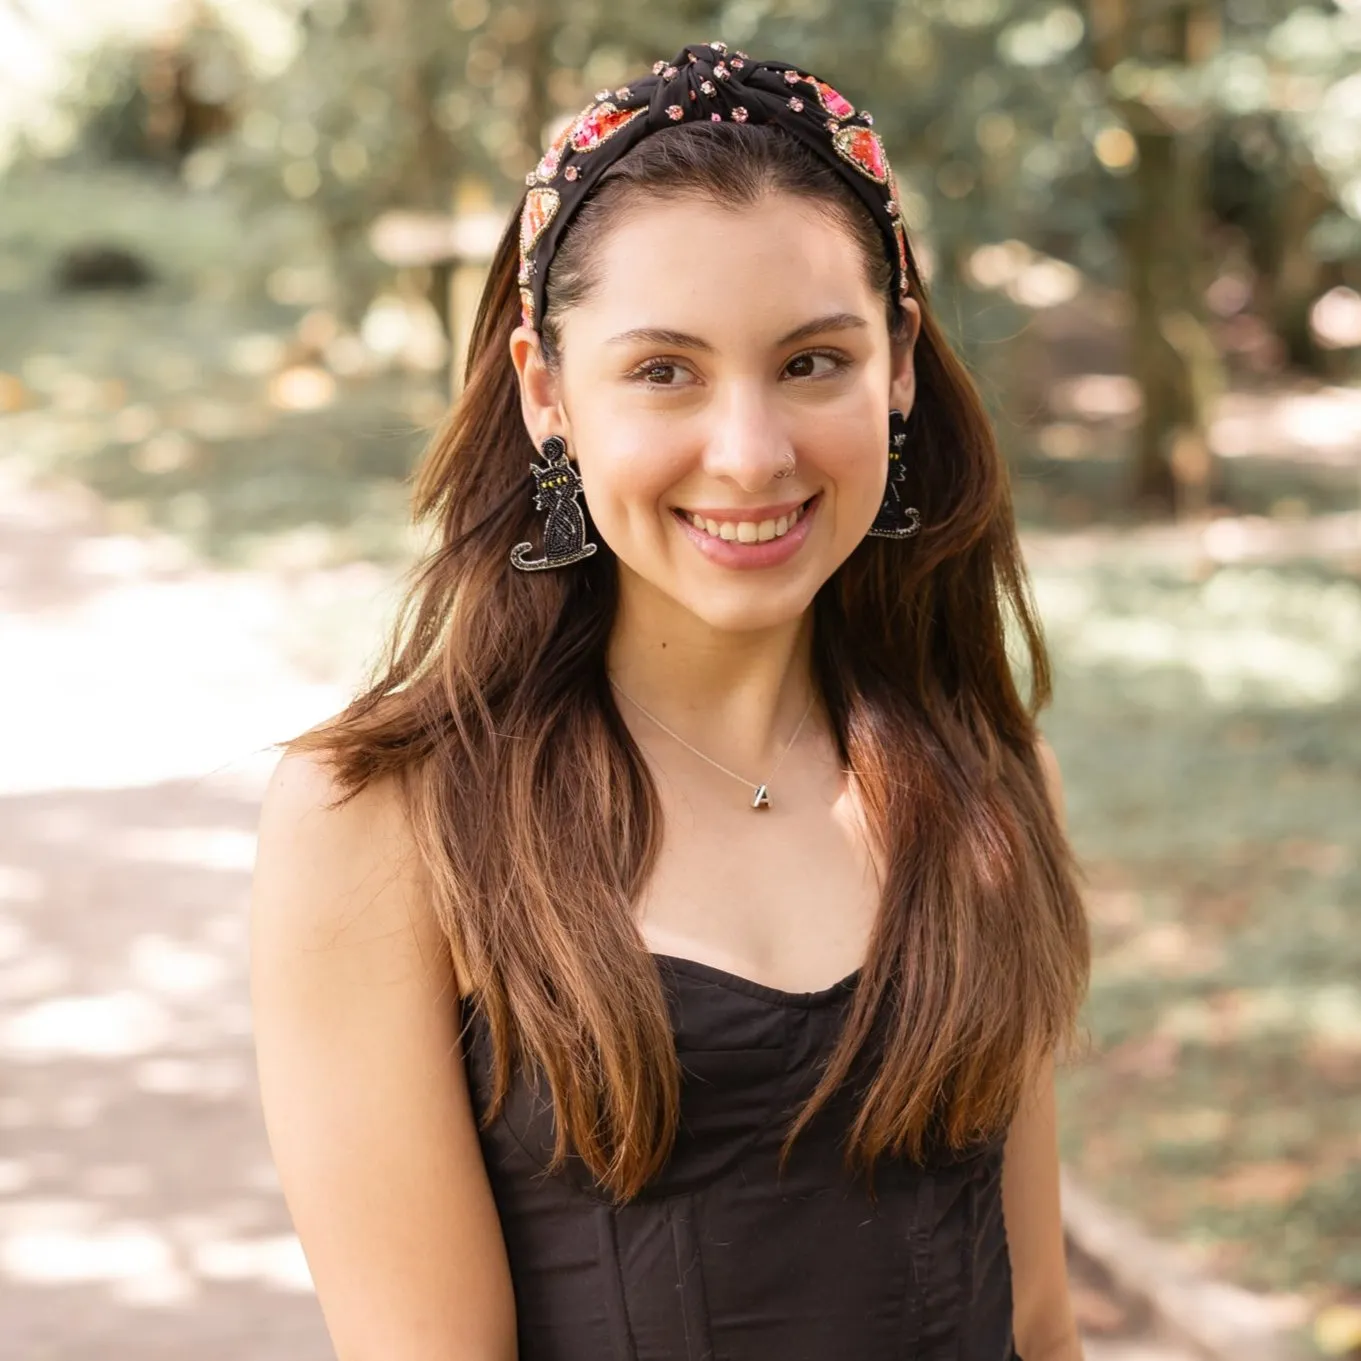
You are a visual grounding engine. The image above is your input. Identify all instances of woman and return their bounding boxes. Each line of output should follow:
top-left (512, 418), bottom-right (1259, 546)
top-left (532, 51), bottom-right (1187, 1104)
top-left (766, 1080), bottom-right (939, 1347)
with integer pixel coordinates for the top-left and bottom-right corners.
top-left (250, 40), bottom-right (1090, 1361)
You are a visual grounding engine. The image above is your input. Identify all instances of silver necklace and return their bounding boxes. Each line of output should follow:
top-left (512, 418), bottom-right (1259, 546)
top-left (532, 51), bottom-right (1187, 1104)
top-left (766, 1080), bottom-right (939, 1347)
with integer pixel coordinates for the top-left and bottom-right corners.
top-left (610, 680), bottom-right (815, 810)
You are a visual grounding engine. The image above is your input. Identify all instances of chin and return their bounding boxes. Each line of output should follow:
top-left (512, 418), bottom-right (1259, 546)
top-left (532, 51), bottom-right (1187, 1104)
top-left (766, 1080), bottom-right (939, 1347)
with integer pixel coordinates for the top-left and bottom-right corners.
top-left (670, 579), bottom-right (820, 635)
top-left (609, 515), bottom-right (852, 634)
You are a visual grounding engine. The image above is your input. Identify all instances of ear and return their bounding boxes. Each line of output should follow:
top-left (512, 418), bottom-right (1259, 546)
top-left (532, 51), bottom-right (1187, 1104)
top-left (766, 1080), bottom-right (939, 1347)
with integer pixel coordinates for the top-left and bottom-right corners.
top-left (508, 324), bottom-right (567, 448)
top-left (888, 297), bottom-right (922, 416)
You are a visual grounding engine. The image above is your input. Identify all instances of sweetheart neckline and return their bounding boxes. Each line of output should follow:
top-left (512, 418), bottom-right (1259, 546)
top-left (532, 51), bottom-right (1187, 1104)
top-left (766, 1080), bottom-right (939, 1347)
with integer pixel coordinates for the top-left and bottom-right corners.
top-left (455, 954), bottom-right (864, 1011)
top-left (650, 952), bottom-right (862, 1008)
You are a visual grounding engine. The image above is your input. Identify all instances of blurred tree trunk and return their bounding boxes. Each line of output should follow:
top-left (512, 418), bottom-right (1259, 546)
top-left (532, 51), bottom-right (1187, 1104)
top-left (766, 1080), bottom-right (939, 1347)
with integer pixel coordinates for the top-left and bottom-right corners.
top-left (373, 0), bottom-right (460, 211)
top-left (516, 0), bottom-right (555, 165)
top-left (368, 0), bottom-right (465, 330)
top-left (1089, 0), bottom-right (1226, 517)
top-left (1126, 124), bottom-right (1223, 515)
top-left (306, 0), bottom-right (465, 329)
top-left (1261, 163), bottom-right (1331, 371)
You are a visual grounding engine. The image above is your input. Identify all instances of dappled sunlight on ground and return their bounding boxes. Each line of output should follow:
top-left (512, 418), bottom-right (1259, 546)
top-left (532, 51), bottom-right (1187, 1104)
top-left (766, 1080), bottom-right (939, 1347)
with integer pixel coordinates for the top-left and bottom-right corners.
top-left (0, 481), bottom-right (388, 1354)
top-left (1034, 560), bottom-right (1361, 708)
top-left (0, 481), bottom-right (395, 796)
top-left (1212, 385), bottom-right (1361, 464)
top-left (1034, 543), bottom-right (1361, 1302)
top-left (0, 777), bottom-right (331, 1356)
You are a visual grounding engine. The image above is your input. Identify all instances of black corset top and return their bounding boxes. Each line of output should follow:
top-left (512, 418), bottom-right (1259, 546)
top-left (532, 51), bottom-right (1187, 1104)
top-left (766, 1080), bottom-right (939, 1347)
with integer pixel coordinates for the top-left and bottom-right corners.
top-left (457, 953), bottom-right (1018, 1361)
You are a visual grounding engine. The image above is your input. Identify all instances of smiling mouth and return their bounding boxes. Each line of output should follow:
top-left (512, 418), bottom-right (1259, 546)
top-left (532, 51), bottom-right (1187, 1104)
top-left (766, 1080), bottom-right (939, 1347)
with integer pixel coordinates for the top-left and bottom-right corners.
top-left (672, 495), bottom-right (817, 544)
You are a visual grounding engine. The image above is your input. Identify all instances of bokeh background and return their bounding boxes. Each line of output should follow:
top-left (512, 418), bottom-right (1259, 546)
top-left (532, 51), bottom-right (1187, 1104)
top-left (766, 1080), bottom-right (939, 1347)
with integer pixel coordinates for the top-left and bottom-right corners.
top-left (0, 1), bottom-right (1358, 1358)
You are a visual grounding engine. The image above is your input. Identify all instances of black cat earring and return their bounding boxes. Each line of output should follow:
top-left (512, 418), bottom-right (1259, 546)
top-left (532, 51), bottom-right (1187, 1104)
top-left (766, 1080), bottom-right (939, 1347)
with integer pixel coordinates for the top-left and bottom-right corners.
top-left (866, 407), bottom-right (922, 540)
top-left (510, 434), bottom-right (600, 571)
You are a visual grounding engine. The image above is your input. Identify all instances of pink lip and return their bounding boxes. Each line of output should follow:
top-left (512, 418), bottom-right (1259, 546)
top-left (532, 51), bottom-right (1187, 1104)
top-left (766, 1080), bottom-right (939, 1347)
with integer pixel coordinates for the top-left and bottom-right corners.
top-left (672, 494), bottom-right (820, 571)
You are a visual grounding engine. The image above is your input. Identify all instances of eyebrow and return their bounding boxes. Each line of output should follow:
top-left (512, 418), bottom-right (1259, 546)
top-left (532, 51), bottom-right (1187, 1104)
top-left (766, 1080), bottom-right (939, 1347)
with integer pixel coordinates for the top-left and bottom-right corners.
top-left (603, 312), bottom-right (870, 351)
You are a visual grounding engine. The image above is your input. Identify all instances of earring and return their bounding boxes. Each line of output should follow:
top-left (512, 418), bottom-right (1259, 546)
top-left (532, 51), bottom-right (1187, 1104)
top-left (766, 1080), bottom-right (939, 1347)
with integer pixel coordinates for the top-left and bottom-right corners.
top-left (510, 435), bottom-right (600, 571)
top-left (865, 407), bottom-right (921, 539)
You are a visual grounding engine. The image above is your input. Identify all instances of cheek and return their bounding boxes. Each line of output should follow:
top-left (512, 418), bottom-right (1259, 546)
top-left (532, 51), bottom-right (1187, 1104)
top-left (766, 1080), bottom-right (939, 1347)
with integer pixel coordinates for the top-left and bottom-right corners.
top-left (577, 438), bottom-right (686, 538)
top-left (827, 437), bottom-right (883, 484)
top-left (810, 424), bottom-right (888, 516)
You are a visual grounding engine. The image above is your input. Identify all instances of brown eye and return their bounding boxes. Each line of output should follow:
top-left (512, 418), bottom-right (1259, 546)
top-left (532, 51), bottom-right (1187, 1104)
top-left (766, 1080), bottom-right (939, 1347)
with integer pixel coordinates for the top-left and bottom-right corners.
top-left (633, 361), bottom-right (687, 385)
top-left (785, 350), bottom-right (849, 379)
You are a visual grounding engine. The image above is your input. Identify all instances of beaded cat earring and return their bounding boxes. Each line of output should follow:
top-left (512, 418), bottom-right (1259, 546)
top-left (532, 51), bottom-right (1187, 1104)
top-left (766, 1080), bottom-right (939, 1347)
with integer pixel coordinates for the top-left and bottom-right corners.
top-left (509, 435), bottom-right (600, 571)
top-left (866, 408), bottom-right (921, 539)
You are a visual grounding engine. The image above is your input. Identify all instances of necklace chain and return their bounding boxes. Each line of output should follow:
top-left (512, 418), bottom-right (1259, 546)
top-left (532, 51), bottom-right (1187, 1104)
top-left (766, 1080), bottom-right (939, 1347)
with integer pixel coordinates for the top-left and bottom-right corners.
top-left (610, 680), bottom-right (815, 804)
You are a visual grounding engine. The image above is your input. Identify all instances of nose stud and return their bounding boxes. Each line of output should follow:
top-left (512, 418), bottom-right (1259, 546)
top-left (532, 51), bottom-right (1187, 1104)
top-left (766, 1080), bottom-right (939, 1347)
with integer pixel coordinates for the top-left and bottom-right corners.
top-left (773, 452), bottom-right (796, 480)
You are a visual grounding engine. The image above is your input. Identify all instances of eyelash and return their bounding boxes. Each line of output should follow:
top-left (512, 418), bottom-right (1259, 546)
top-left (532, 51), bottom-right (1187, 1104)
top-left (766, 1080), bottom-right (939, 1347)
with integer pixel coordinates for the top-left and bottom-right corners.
top-left (625, 348), bottom-right (852, 387)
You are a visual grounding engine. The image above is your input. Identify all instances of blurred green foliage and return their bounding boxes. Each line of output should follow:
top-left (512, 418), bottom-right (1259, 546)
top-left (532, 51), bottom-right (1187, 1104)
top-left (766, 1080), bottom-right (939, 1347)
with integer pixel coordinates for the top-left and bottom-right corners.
top-left (26, 2), bottom-right (1361, 311)
top-left (15, 0), bottom-right (1358, 511)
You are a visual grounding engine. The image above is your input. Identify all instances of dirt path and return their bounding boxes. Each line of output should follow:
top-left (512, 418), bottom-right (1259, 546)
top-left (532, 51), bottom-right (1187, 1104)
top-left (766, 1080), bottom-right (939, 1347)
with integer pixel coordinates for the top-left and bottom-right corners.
top-left (0, 477), bottom-right (353, 1358)
top-left (0, 473), bottom-right (1207, 1361)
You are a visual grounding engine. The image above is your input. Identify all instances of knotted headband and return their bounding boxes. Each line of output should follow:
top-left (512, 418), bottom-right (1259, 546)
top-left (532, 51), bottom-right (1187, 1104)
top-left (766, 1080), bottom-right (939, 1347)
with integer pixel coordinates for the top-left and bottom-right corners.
top-left (517, 40), bottom-right (913, 332)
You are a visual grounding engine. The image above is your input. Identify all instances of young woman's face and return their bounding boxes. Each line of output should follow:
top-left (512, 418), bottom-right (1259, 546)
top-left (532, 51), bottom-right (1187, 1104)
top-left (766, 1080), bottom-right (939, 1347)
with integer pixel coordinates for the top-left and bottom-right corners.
top-left (512, 192), bottom-right (921, 635)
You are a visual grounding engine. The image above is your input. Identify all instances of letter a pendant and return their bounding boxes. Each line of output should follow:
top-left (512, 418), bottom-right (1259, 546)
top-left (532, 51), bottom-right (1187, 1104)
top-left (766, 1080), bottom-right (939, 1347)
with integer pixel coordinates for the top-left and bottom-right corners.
top-left (751, 784), bottom-right (771, 810)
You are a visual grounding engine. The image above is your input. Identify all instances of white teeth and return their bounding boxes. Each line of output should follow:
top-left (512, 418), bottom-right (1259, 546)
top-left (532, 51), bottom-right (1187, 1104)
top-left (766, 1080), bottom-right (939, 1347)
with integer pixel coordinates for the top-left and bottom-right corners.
top-left (683, 501), bottom-right (809, 542)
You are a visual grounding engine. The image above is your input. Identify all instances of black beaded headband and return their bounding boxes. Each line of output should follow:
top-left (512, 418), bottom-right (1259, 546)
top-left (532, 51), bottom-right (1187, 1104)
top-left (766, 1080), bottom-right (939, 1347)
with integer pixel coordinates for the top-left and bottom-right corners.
top-left (516, 40), bottom-right (914, 333)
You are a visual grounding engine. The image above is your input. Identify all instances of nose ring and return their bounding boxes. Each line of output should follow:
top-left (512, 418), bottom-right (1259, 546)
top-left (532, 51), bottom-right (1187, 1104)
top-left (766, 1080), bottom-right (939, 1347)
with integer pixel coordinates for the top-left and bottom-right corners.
top-left (773, 452), bottom-right (796, 480)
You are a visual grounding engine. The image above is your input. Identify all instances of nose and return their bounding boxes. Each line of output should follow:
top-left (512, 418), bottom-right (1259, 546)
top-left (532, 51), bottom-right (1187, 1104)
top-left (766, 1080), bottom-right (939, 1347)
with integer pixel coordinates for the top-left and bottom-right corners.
top-left (698, 382), bottom-right (795, 492)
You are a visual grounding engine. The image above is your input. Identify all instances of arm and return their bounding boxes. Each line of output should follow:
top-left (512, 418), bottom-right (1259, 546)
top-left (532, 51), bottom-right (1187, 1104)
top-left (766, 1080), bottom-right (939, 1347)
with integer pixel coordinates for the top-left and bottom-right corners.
top-left (250, 751), bottom-right (517, 1361)
top-left (1004, 736), bottom-right (1084, 1361)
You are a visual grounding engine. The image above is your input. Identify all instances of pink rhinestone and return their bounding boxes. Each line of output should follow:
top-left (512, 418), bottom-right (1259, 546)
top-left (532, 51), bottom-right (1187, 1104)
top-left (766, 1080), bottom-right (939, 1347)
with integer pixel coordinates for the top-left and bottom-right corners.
top-left (732, 106), bottom-right (748, 122)
top-left (710, 40), bottom-right (727, 52)
top-left (710, 112), bottom-right (722, 121)
top-left (826, 119), bottom-right (839, 133)
top-left (564, 165), bottom-right (579, 180)
top-left (716, 65), bottom-right (730, 80)
top-left (731, 58), bottom-right (745, 69)
top-left (666, 104), bottom-right (684, 120)
top-left (570, 103), bottom-right (645, 152)
top-left (700, 80), bottom-right (716, 95)
top-left (663, 65), bottom-right (677, 79)
top-left (862, 111), bottom-right (874, 125)
top-left (595, 88), bottom-right (610, 100)
top-left (788, 97), bottom-right (804, 112)
top-left (652, 60), bottom-right (666, 74)
top-left (886, 200), bottom-right (897, 215)
top-left (615, 86), bottom-right (631, 100)
top-left (783, 70), bottom-right (800, 84)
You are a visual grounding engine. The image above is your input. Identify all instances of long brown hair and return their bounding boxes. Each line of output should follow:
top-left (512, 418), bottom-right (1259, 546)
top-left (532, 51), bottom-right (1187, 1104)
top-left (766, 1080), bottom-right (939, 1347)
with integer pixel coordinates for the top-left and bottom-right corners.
top-left (288, 121), bottom-right (1089, 1203)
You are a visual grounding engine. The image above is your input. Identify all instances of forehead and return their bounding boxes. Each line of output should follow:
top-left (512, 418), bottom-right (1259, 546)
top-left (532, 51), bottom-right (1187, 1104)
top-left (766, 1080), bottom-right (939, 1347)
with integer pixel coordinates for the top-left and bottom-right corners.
top-left (567, 192), bottom-right (878, 336)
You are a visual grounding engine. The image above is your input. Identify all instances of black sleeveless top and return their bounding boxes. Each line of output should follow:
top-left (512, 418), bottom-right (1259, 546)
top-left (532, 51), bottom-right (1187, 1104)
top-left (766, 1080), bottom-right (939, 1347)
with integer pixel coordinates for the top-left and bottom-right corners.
top-left (458, 953), bottom-right (1019, 1361)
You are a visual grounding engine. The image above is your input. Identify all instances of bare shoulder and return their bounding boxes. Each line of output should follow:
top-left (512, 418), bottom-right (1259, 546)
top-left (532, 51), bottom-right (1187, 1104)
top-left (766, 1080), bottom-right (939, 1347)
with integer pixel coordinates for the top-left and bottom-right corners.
top-left (254, 747), bottom-right (435, 958)
top-left (250, 747), bottom-right (515, 1360)
top-left (1034, 734), bottom-right (1067, 830)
